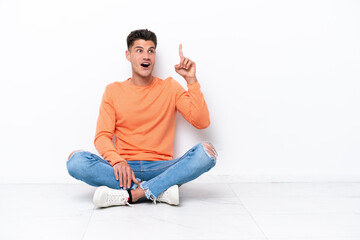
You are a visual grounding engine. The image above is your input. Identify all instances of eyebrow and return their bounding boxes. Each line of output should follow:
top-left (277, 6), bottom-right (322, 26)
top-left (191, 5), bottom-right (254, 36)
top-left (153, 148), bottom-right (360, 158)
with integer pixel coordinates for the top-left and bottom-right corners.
top-left (134, 46), bottom-right (155, 50)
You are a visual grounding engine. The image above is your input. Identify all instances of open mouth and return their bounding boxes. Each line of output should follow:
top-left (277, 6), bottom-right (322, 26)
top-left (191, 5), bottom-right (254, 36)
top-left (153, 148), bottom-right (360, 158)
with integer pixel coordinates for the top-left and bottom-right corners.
top-left (141, 63), bottom-right (151, 69)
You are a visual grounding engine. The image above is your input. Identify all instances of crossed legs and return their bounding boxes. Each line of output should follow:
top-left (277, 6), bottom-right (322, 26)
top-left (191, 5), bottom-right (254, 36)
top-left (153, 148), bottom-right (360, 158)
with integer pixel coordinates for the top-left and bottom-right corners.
top-left (67, 142), bottom-right (217, 204)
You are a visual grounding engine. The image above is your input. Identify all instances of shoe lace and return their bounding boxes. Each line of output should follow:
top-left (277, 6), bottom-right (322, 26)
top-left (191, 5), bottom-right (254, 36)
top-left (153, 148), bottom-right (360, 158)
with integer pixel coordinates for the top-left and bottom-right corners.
top-left (106, 190), bottom-right (133, 207)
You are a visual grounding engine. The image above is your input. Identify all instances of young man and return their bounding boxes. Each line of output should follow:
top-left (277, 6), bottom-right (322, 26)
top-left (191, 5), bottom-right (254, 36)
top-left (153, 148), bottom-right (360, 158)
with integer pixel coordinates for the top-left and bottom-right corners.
top-left (67, 29), bottom-right (217, 207)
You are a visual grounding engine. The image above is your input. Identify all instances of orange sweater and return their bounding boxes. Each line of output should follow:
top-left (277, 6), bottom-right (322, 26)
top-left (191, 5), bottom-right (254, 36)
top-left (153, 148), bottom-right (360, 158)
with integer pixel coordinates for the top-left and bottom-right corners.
top-left (94, 76), bottom-right (210, 166)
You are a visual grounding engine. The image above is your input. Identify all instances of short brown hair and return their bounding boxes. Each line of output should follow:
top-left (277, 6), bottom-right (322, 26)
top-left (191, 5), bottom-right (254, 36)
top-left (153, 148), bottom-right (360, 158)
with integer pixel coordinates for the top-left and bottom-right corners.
top-left (127, 29), bottom-right (157, 49)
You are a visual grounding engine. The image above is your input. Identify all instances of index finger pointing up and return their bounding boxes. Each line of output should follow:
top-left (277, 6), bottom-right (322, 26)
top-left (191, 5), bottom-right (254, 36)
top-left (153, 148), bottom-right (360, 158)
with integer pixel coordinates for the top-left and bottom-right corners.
top-left (179, 44), bottom-right (184, 58)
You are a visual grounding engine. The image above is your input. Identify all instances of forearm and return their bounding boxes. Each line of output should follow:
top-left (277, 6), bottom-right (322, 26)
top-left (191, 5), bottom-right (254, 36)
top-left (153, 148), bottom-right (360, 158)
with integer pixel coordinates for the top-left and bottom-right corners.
top-left (187, 81), bottom-right (210, 128)
top-left (176, 80), bottom-right (210, 129)
top-left (94, 134), bottom-right (126, 166)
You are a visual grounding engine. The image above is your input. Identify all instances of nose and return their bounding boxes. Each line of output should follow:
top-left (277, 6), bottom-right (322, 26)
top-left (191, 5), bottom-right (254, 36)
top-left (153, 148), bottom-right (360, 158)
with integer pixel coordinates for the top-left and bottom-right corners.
top-left (143, 53), bottom-right (150, 60)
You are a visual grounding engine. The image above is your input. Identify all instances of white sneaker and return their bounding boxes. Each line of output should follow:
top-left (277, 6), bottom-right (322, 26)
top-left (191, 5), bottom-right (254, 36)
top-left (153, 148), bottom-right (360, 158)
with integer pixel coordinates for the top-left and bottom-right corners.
top-left (156, 185), bottom-right (180, 206)
top-left (93, 186), bottom-right (131, 208)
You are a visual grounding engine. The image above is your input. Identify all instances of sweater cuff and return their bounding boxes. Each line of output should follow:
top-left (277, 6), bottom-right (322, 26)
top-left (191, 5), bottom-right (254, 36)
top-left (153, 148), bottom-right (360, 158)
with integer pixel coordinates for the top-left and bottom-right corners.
top-left (107, 154), bottom-right (127, 166)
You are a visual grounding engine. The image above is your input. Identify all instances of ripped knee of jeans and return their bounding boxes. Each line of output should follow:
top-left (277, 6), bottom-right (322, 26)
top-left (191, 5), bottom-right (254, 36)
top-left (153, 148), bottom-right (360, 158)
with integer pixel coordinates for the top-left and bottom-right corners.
top-left (67, 150), bottom-right (82, 160)
top-left (201, 141), bottom-right (218, 161)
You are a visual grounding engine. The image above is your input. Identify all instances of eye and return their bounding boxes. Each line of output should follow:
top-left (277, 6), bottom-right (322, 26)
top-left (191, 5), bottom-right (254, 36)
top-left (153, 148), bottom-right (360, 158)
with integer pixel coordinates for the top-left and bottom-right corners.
top-left (148, 50), bottom-right (154, 53)
top-left (137, 49), bottom-right (142, 53)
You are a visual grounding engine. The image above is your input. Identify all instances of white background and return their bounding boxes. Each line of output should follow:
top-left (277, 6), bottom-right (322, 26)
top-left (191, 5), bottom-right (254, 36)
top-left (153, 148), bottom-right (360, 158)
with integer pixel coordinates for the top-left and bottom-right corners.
top-left (0, 0), bottom-right (359, 183)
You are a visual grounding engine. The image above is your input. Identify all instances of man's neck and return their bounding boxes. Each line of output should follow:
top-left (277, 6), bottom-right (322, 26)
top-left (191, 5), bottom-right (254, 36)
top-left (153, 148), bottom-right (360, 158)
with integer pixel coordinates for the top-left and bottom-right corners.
top-left (129, 75), bottom-right (153, 86)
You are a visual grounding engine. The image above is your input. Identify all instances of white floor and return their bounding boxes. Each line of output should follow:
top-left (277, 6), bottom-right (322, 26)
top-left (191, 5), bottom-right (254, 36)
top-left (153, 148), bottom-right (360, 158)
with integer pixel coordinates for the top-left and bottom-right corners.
top-left (0, 182), bottom-right (359, 240)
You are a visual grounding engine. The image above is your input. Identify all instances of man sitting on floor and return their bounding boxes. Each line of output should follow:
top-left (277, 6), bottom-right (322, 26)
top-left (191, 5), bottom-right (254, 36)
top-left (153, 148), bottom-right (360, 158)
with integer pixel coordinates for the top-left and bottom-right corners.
top-left (66, 29), bottom-right (217, 207)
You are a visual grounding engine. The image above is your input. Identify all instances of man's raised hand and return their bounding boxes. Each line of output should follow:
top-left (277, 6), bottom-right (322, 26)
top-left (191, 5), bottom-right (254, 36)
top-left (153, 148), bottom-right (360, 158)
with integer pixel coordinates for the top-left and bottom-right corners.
top-left (174, 44), bottom-right (197, 84)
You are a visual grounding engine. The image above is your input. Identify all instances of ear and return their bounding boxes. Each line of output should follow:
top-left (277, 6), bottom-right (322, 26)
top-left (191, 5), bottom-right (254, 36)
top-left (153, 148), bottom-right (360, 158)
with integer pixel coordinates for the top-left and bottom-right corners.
top-left (126, 50), bottom-right (131, 62)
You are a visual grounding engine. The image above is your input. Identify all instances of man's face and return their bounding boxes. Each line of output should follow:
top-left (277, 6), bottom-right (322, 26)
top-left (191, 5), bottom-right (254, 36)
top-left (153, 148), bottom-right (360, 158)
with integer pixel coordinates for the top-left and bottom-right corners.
top-left (126, 39), bottom-right (156, 79)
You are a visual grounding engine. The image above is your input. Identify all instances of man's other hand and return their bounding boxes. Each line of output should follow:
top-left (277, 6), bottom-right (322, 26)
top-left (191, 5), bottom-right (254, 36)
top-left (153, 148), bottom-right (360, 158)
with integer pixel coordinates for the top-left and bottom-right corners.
top-left (113, 162), bottom-right (140, 190)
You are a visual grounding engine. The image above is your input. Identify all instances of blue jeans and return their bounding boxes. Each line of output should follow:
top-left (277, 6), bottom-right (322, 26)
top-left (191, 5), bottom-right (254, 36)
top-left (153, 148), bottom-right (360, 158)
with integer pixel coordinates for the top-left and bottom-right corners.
top-left (66, 142), bottom-right (217, 201)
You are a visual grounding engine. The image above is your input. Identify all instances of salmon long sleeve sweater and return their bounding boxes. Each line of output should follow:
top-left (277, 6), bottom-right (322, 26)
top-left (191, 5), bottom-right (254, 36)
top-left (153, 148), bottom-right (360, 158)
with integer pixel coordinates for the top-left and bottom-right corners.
top-left (94, 76), bottom-right (210, 166)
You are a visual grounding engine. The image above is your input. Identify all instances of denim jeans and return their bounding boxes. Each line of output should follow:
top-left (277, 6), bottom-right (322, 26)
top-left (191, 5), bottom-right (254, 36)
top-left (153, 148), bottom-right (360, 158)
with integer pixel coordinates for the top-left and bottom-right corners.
top-left (66, 142), bottom-right (217, 201)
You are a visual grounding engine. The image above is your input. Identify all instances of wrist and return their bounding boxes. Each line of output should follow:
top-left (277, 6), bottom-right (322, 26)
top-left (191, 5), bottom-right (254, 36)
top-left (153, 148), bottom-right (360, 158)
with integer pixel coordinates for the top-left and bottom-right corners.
top-left (114, 161), bottom-right (128, 167)
top-left (185, 76), bottom-right (197, 84)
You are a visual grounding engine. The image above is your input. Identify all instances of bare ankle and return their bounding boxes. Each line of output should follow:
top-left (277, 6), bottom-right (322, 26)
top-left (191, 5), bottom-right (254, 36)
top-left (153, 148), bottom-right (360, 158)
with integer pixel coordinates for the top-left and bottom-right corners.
top-left (131, 188), bottom-right (145, 202)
